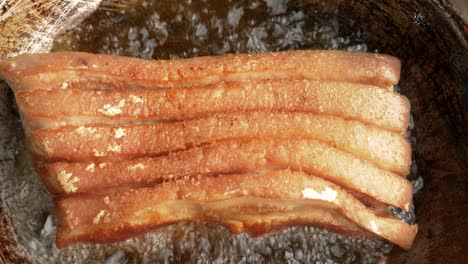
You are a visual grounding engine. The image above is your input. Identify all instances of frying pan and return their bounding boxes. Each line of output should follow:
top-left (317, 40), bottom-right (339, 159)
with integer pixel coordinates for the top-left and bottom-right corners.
top-left (0, 0), bottom-right (466, 263)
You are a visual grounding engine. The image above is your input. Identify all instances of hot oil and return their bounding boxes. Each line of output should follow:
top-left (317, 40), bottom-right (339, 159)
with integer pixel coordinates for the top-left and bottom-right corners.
top-left (3, 0), bottom-right (397, 263)
top-left (52, 0), bottom-right (370, 58)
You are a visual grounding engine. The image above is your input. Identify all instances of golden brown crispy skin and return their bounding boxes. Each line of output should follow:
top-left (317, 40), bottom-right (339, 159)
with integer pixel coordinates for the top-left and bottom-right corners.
top-left (16, 79), bottom-right (410, 133)
top-left (0, 50), bottom-right (400, 90)
top-left (55, 170), bottom-right (417, 249)
top-left (42, 138), bottom-right (413, 209)
top-left (31, 112), bottom-right (411, 174)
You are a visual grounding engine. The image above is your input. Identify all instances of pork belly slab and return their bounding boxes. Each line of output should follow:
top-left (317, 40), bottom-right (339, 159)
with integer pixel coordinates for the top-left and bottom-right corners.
top-left (41, 138), bottom-right (412, 210)
top-left (0, 50), bottom-right (400, 91)
top-left (0, 50), bottom-right (416, 250)
top-left (15, 79), bottom-right (410, 133)
top-left (55, 170), bottom-right (417, 250)
top-left (30, 112), bottom-right (411, 174)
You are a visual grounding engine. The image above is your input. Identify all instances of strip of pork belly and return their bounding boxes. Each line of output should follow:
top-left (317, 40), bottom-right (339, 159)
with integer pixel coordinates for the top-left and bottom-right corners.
top-left (16, 79), bottom-right (411, 133)
top-left (0, 50), bottom-right (400, 91)
top-left (57, 198), bottom-right (363, 248)
top-left (55, 170), bottom-right (417, 249)
top-left (42, 138), bottom-right (413, 209)
top-left (31, 112), bottom-right (411, 174)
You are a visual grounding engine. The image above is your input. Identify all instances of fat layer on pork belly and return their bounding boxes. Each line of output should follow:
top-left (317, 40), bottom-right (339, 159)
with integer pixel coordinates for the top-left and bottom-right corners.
top-left (41, 138), bottom-right (413, 210)
top-left (31, 112), bottom-right (411, 174)
top-left (16, 79), bottom-right (410, 133)
top-left (0, 50), bottom-right (400, 91)
top-left (55, 170), bottom-right (417, 249)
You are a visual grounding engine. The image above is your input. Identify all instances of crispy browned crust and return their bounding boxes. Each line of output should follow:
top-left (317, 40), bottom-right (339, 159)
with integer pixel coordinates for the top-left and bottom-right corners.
top-left (42, 138), bottom-right (413, 209)
top-left (55, 170), bottom-right (417, 249)
top-left (31, 112), bottom-right (411, 174)
top-left (16, 79), bottom-right (410, 133)
top-left (0, 50), bottom-right (400, 90)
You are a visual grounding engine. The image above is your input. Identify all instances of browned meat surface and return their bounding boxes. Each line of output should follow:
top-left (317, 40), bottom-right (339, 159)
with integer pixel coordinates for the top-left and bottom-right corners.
top-left (30, 112), bottom-right (411, 174)
top-left (0, 50), bottom-right (416, 250)
top-left (41, 138), bottom-right (412, 210)
top-left (55, 170), bottom-right (417, 249)
top-left (0, 50), bottom-right (400, 91)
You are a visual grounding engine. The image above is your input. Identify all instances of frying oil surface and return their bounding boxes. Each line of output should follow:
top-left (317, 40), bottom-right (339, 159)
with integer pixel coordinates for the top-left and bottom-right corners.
top-left (1, 0), bottom-right (399, 263)
top-left (53, 0), bottom-right (370, 58)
